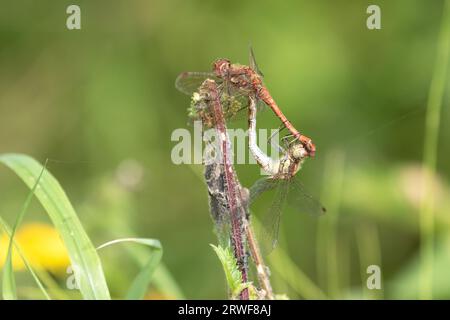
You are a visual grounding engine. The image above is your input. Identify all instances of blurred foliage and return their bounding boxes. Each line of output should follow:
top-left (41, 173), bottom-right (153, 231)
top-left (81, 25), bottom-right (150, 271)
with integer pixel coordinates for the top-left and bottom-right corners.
top-left (0, 0), bottom-right (449, 299)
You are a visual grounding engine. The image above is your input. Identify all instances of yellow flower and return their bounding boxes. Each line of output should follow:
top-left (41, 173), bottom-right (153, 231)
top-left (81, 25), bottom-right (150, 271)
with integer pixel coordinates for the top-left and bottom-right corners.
top-left (0, 223), bottom-right (70, 274)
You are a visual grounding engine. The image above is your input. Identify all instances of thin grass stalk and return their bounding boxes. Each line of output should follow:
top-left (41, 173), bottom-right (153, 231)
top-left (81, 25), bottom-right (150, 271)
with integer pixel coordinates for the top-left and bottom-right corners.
top-left (420, 0), bottom-right (450, 300)
top-left (355, 223), bottom-right (383, 299)
top-left (244, 220), bottom-right (274, 299)
top-left (317, 150), bottom-right (345, 298)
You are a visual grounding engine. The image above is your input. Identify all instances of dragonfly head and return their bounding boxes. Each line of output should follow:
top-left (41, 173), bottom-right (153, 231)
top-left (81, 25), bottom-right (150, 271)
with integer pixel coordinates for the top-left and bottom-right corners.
top-left (290, 143), bottom-right (308, 161)
top-left (213, 59), bottom-right (231, 78)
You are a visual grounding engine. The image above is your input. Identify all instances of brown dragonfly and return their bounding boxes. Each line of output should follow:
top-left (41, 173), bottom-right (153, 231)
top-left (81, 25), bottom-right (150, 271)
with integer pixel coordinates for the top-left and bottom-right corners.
top-left (247, 95), bottom-right (325, 252)
top-left (175, 47), bottom-right (316, 157)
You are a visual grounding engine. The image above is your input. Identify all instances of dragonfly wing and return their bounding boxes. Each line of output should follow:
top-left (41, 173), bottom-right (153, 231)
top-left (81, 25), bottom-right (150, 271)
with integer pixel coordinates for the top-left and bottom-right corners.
top-left (248, 45), bottom-right (264, 77)
top-left (288, 177), bottom-right (326, 217)
top-left (220, 92), bottom-right (268, 124)
top-left (233, 98), bottom-right (266, 121)
top-left (256, 99), bottom-right (267, 114)
top-left (260, 179), bottom-right (289, 253)
top-left (219, 85), bottom-right (251, 122)
top-left (249, 177), bottom-right (279, 204)
top-left (175, 72), bottom-right (218, 95)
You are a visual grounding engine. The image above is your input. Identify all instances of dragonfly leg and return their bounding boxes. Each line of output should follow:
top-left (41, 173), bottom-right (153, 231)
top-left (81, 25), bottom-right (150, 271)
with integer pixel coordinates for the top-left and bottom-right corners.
top-left (268, 124), bottom-right (286, 153)
top-left (280, 133), bottom-right (295, 149)
top-left (236, 104), bottom-right (247, 114)
top-left (288, 136), bottom-right (298, 146)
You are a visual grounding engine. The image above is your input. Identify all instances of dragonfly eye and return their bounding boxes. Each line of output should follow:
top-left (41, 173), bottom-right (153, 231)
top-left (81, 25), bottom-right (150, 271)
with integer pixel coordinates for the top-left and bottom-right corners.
top-left (291, 144), bottom-right (308, 160)
top-left (213, 59), bottom-right (231, 77)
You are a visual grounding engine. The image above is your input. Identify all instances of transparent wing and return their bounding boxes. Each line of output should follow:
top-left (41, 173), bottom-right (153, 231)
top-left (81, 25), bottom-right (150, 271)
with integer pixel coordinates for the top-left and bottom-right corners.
top-left (175, 71), bottom-right (219, 95)
top-left (249, 177), bottom-right (279, 204)
top-left (287, 177), bottom-right (326, 217)
top-left (176, 71), bottom-right (254, 122)
top-left (248, 45), bottom-right (264, 77)
top-left (256, 99), bottom-right (267, 113)
top-left (218, 85), bottom-right (251, 123)
top-left (219, 94), bottom-right (265, 123)
top-left (260, 179), bottom-right (289, 253)
top-left (248, 46), bottom-right (266, 113)
top-left (176, 68), bottom-right (264, 122)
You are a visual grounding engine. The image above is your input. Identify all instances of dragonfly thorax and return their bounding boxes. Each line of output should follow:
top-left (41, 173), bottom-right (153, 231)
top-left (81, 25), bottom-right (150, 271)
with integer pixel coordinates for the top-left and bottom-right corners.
top-left (275, 158), bottom-right (300, 179)
top-left (273, 144), bottom-right (307, 179)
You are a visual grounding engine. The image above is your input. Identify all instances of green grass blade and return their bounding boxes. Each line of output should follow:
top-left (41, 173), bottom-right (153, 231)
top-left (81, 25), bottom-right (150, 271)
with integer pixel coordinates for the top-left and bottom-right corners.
top-left (420, 0), bottom-right (450, 299)
top-left (0, 153), bottom-right (110, 300)
top-left (120, 243), bottom-right (185, 299)
top-left (355, 223), bottom-right (383, 299)
top-left (268, 248), bottom-right (327, 300)
top-left (97, 238), bottom-right (162, 300)
top-left (2, 162), bottom-right (47, 300)
top-left (317, 150), bottom-right (345, 298)
top-left (151, 264), bottom-right (185, 299)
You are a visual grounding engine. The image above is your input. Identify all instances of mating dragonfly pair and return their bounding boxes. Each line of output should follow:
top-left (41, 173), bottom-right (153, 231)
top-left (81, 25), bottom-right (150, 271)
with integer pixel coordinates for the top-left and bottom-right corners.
top-left (176, 47), bottom-right (325, 251)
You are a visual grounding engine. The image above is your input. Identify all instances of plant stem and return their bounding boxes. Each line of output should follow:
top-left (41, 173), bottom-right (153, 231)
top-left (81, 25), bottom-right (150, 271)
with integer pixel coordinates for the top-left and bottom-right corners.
top-left (355, 223), bottom-right (383, 299)
top-left (204, 79), bottom-right (249, 299)
top-left (317, 150), bottom-right (345, 298)
top-left (420, 0), bottom-right (450, 300)
top-left (244, 220), bottom-right (274, 299)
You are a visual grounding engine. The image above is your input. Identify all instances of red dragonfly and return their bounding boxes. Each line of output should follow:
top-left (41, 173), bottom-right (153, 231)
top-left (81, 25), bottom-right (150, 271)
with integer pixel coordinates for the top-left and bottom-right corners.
top-left (175, 47), bottom-right (316, 157)
top-left (247, 95), bottom-right (325, 252)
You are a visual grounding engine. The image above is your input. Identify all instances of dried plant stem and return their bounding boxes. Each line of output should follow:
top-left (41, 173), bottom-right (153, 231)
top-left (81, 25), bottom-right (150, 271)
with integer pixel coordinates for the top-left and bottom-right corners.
top-left (201, 79), bottom-right (274, 300)
top-left (244, 220), bottom-right (274, 299)
top-left (204, 79), bottom-right (249, 299)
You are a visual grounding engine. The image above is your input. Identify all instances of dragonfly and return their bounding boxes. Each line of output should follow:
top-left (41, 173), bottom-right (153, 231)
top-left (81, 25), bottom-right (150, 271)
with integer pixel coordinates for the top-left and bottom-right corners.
top-left (175, 47), bottom-right (317, 157)
top-left (247, 95), bottom-right (325, 252)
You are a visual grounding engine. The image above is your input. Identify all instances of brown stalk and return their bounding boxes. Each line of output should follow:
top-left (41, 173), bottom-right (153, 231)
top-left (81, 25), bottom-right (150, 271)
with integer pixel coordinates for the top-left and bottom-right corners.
top-left (202, 79), bottom-right (249, 300)
top-left (201, 79), bottom-right (274, 300)
top-left (244, 220), bottom-right (274, 299)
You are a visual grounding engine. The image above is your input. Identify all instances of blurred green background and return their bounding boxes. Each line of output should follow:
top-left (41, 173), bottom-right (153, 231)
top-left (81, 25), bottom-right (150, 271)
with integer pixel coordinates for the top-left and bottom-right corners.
top-left (1, 0), bottom-right (450, 299)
